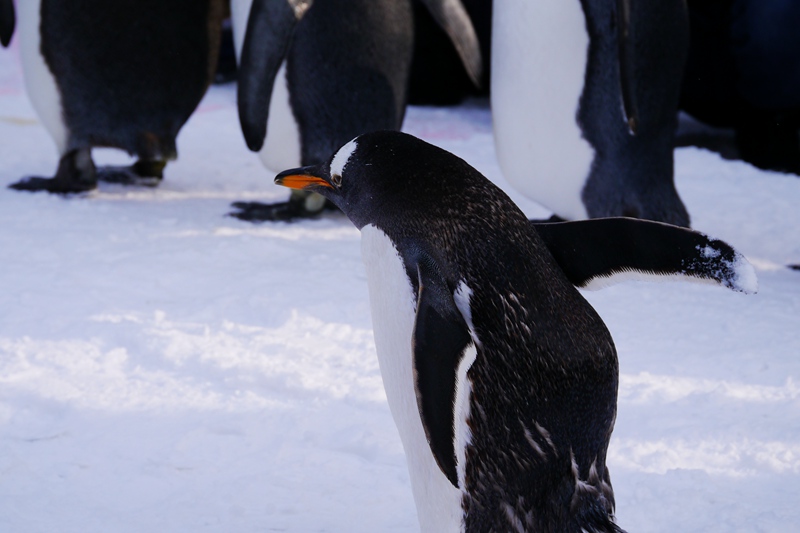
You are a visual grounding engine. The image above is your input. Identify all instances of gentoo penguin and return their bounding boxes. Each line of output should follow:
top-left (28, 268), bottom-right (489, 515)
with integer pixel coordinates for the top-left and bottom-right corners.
top-left (492, 0), bottom-right (691, 226)
top-left (274, 131), bottom-right (756, 532)
top-left (227, 0), bottom-right (482, 221)
top-left (3, 0), bottom-right (225, 193)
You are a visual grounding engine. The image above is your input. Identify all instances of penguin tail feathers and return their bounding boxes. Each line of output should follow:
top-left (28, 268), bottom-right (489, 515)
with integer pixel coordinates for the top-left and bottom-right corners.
top-left (0, 0), bottom-right (15, 48)
top-left (418, 0), bottom-right (483, 88)
top-left (237, 0), bottom-right (300, 152)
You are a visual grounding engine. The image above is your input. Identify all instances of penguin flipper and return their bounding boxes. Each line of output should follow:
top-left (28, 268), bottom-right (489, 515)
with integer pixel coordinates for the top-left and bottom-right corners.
top-left (532, 217), bottom-right (758, 294)
top-left (616, 0), bottom-right (637, 134)
top-left (0, 0), bottom-right (14, 48)
top-left (616, 0), bottom-right (689, 135)
top-left (412, 254), bottom-right (472, 488)
top-left (418, 0), bottom-right (483, 88)
top-left (237, 0), bottom-right (301, 152)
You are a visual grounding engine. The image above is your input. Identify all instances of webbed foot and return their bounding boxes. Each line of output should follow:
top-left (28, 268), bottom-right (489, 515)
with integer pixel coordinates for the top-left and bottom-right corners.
top-left (9, 175), bottom-right (96, 194)
top-left (96, 160), bottom-right (165, 187)
top-left (8, 148), bottom-right (97, 194)
top-left (228, 191), bottom-right (337, 222)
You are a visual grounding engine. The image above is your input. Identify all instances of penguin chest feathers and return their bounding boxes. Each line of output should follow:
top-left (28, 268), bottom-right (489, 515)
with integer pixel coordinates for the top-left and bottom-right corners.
top-left (360, 225), bottom-right (477, 533)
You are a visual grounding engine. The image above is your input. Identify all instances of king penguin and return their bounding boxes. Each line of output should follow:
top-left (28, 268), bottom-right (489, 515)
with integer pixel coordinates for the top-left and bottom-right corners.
top-left (274, 131), bottom-right (757, 532)
top-left (227, 0), bottom-right (482, 221)
top-left (2, 0), bottom-right (225, 193)
top-left (492, 0), bottom-right (691, 226)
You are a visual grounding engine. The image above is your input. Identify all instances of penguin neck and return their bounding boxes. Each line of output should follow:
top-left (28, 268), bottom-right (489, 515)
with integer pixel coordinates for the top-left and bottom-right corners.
top-left (360, 225), bottom-right (466, 533)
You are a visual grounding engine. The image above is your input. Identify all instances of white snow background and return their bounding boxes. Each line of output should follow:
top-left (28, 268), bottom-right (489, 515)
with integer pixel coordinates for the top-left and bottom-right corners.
top-left (1, 37), bottom-right (799, 532)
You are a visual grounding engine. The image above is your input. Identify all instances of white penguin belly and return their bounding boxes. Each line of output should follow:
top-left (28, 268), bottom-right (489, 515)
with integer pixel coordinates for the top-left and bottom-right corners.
top-left (258, 61), bottom-right (302, 172)
top-left (229, 0), bottom-right (252, 63)
top-left (18, 0), bottom-right (69, 154)
top-left (361, 225), bottom-right (464, 533)
top-left (491, 0), bottom-right (593, 220)
top-left (229, 0), bottom-right (302, 172)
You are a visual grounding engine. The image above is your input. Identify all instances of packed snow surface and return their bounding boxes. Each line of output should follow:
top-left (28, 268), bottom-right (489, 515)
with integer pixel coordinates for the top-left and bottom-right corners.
top-left (1, 41), bottom-right (799, 532)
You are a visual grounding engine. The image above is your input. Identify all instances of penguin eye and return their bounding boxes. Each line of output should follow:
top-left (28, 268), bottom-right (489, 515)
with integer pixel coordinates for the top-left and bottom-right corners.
top-left (330, 173), bottom-right (342, 188)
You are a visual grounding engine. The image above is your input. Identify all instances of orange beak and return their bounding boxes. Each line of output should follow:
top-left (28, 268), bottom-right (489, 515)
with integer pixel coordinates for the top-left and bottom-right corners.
top-left (274, 167), bottom-right (333, 190)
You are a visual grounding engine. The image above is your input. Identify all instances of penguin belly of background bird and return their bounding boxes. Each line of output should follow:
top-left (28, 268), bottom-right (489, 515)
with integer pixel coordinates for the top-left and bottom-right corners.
top-left (492, 0), bottom-right (690, 227)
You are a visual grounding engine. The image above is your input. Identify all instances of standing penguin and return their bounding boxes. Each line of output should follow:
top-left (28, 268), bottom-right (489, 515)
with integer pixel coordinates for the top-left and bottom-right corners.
top-left (274, 131), bottom-right (756, 532)
top-left (492, 0), bottom-right (691, 226)
top-left (227, 0), bottom-right (482, 221)
top-left (2, 0), bottom-right (225, 193)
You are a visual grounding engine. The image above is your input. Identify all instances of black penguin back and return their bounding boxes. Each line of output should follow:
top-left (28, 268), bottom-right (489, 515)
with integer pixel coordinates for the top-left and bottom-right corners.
top-left (40, 0), bottom-right (224, 159)
top-left (452, 215), bottom-right (620, 532)
top-left (287, 0), bottom-right (414, 166)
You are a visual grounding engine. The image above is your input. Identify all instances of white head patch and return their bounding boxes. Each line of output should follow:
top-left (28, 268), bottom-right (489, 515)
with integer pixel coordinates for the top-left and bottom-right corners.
top-left (330, 138), bottom-right (358, 179)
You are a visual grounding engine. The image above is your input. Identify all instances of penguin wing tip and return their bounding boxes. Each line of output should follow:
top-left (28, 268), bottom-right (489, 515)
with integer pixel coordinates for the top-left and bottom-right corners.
top-left (238, 104), bottom-right (267, 152)
top-left (730, 254), bottom-right (759, 295)
top-left (0, 0), bottom-right (15, 48)
top-left (421, 0), bottom-right (484, 88)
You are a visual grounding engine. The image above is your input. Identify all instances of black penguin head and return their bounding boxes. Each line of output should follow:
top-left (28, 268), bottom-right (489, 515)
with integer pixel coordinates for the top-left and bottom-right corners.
top-left (275, 130), bottom-right (488, 230)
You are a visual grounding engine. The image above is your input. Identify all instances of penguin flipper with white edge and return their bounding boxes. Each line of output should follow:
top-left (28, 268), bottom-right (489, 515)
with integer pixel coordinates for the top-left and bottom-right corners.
top-left (0, 0), bottom-right (14, 48)
top-left (532, 218), bottom-right (758, 294)
top-left (410, 248), bottom-right (473, 488)
top-left (230, 0), bottom-right (483, 222)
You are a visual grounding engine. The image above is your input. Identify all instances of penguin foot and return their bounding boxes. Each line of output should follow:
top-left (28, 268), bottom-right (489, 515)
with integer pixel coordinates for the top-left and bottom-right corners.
top-left (96, 160), bottom-right (166, 187)
top-left (8, 175), bottom-right (96, 194)
top-left (228, 191), bottom-right (338, 222)
top-left (790, 265), bottom-right (800, 271)
top-left (228, 199), bottom-right (338, 222)
top-left (8, 148), bottom-right (97, 194)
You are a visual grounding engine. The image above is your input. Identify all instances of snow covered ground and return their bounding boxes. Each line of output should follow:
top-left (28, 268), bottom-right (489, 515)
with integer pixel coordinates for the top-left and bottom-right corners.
top-left (1, 39), bottom-right (799, 532)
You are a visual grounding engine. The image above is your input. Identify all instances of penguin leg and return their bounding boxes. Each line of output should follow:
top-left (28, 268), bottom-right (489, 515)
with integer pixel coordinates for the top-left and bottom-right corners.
top-left (9, 148), bottom-right (97, 194)
top-left (228, 190), bottom-right (338, 222)
top-left (96, 159), bottom-right (166, 187)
